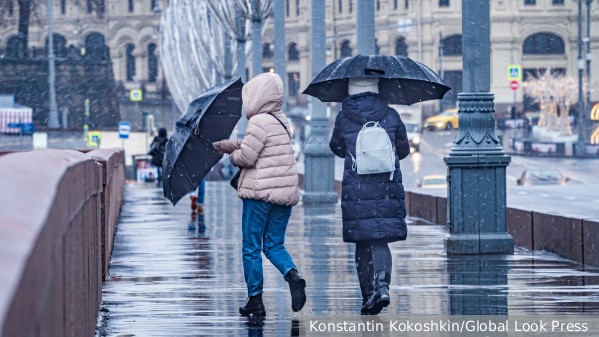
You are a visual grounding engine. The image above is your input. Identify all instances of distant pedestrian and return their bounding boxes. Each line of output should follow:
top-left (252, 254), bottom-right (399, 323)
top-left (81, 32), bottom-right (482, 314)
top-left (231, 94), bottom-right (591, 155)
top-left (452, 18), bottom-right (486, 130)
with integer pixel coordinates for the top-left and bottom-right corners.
top-left (149, 127), bottom-right (169, 186)
top-left (213, 73), bottom-right (306, 319)
top-left (329, 77), bottom-right (411, 315)
top-left (190, 179), bottom-right (205, 214)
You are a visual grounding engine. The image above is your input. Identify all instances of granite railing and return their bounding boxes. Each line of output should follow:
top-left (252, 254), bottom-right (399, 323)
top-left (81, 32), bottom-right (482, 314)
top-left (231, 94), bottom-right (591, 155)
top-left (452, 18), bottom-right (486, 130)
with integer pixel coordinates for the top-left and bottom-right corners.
top-left (0, 148), bottom-right (124, 337)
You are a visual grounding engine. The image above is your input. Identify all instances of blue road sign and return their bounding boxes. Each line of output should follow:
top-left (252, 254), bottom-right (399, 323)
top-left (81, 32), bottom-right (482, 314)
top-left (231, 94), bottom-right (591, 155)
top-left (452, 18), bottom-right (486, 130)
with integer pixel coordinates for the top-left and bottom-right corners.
top-left (118, 121), bottom-right (131, 139)
top-left (7, 123), bottom-right (35, 135)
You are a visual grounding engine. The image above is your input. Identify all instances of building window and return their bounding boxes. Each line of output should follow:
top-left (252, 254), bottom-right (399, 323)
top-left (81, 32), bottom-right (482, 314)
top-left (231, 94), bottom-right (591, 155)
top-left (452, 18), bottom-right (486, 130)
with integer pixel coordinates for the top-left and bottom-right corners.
top-left (524, 0), bottom-right (536, 5)
top-left (405, 0), bottom-right (409, 9)
top-left (349, 0), bottom-right (353, 13)
top-left (262, 43), bottom-right (273, 59)
top-left (339, 0), bottom-right (343, 12)
top-left (393, 0), bottom-right (398, 9)
top-left (523, 32), bottom-right (565, 55)
top-left (376, 0), bottom-right (380, 11)
top-left (126, 44), bottom-right (136, 81)
top-left (148, 43), bottom-right (158, 83)
top-left (375, 39), bottom-right (380, 54)
top-left (151, 0), bottom-right (157, 11)
top-left (288, 43), bottom-right (299, 61)
top-left (441, 71), bottom-right (462, 109)
top-left (552, 0), bottom-right (564, 4)
top-left (6, 36), bottom-right (19, 57)
top-left (129, 0), bottom-right (134, 13)
top-left (287, 72), bottom-right (300, 97)
top-left (439, 0), bottom-right (449, 7)
top-left (296, 0), bottom-right (300, 16)
top-left (60, 0), bottom-right (66, 14)
top-left (45, 33), bottom-right (67, 58)
top-left (395, 36), bottom-right (408, 56)
top-left (87, 0), bottom-right (94, 13)
top-left (286, 0), bottom-right (290, 16)
top-left (340, 40), bottom-right (352, 57)
top-left (85, 32), bottom-right (109, 62)
top-left (442, 35), bottom-right (462, 56)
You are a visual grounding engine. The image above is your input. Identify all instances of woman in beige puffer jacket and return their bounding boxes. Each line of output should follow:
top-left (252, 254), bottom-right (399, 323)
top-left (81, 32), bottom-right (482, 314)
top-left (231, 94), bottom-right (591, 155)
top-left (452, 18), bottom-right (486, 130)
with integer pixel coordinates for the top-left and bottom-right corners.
top-left (213, 73), bottom-right (306, 319)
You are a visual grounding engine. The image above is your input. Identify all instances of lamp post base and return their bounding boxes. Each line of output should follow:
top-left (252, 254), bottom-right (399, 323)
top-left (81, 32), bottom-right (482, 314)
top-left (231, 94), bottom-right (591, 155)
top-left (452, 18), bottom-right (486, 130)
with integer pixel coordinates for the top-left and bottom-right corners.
top-left (446, 233), bottom-right (514, 255)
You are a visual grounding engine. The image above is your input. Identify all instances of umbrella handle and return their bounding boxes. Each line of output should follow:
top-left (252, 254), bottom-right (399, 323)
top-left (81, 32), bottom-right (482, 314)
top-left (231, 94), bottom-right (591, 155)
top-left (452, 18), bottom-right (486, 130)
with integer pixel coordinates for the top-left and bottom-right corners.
top-left (364, 68), bottom-right (385, 75)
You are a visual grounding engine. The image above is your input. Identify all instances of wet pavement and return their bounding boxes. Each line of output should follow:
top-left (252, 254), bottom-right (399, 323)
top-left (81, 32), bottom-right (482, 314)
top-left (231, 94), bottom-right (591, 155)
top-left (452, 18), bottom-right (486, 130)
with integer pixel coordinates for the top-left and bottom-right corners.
top-left (97, 182), bottom-right (599, 336)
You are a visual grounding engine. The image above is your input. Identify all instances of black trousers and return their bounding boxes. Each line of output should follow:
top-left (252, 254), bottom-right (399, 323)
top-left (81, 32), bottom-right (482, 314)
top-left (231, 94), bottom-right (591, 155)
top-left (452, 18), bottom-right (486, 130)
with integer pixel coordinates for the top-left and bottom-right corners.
top-left (355, 241), bottom-right (392, 299)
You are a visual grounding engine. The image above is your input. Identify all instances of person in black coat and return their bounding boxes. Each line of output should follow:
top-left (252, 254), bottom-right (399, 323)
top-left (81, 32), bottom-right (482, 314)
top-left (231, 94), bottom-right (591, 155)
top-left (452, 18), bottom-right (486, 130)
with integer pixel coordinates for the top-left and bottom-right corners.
top-left (329, 77), bottom-right (410, 315)
top-left (149, 127), bottom-right (169, 186)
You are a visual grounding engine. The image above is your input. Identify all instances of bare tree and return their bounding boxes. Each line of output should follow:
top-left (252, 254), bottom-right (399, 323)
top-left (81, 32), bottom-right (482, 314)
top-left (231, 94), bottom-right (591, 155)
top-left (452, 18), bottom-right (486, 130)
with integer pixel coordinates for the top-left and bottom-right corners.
top-left (207, 0), bottom-right (272, 80)
top-left (160, 0), bottom-right (241, 113)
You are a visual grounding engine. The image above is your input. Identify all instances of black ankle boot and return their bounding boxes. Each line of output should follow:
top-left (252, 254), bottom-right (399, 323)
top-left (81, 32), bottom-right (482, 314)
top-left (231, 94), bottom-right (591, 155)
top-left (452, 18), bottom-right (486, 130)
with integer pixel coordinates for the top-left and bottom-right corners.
top-left (360, 294), bottom-right (373, 315)
top-left (285, 269), bottom-right (307, 312)
top-left (363, 271), bottom-right (390, 315)
top-left (239, 294), bottom-right (266, 317)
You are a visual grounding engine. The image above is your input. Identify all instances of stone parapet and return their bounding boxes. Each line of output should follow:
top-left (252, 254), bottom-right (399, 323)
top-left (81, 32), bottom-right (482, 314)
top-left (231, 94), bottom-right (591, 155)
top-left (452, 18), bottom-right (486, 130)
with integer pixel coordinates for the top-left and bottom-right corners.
top-left (0, 148), bottom-right (125, 337)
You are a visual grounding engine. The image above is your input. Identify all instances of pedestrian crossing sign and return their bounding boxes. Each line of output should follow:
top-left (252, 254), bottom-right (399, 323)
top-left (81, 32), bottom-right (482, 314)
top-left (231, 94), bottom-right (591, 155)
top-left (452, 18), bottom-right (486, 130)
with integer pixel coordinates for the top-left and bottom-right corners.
top-left (506, 65), bottom-right (522, 81)
top-left (130, 89), bottom-right (142, 102)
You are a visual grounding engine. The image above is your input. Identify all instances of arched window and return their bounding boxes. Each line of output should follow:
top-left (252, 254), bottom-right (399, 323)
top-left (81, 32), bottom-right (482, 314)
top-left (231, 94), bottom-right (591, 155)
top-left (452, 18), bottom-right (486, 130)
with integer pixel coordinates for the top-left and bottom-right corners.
top-left (523, 33), bottom-right (564, 55)
top-left (262, 43), bottom-right (273, 59)
top-left (288, 43), bottom-right (299, 61)
top-left (6, 36), bottom-right (19, 58)
top-left (340, 40), bottom-right (352, 58)
top-left (126, 44), bottom-right (136, 81)
top-left (395, 36), bottom-right (408, 56)
top-left (442, 34), bottom-right (462, 56)
top-left (45, 33), bottom-right (67, 58)
top-left (148, 43), bottom-right (158, 83)
top-left (85, 32), bottom-right (109, 62)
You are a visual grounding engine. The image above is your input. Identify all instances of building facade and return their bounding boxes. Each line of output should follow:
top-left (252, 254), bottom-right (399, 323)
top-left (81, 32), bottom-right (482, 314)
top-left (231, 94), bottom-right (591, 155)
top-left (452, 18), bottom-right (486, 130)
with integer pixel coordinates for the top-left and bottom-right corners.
top-left (1, 0), bottom-right (598, 119)
top-left (260, 0), bottom-right (599, 116)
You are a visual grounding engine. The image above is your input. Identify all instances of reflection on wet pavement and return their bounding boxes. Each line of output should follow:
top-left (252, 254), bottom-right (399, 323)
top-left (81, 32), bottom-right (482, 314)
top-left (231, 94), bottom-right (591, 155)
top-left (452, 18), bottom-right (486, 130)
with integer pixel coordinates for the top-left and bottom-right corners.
top-left (96, 182), bottom-right (599, 336)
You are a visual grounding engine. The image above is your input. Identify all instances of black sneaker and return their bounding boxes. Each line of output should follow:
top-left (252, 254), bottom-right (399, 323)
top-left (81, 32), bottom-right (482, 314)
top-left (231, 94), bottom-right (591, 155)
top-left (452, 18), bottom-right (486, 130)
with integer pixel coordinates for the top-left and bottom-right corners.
top-left (285, 269), bottom-right (307, 312)
top-left (239, 294), bottom-right (266, 317)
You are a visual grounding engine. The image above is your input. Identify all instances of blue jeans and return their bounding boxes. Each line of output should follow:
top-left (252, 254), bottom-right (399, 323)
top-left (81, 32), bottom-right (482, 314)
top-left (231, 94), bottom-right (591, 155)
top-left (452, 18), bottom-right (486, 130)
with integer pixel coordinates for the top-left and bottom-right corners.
top-left (196, 179), bottom-right (205, 204)
top-left (242, 199), bottom-right (297, 296)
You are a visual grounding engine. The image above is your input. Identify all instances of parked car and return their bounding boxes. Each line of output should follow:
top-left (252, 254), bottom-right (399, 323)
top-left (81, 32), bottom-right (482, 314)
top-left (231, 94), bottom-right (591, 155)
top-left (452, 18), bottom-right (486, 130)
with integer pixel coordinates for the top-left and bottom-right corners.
top-left (516, 169), bottom-right (570, 186)
top-left (418, 175), bottom-right (448, 189)
top-left (424, 108), bottom-right (458, 131)
top-left (404, 122), bottom-right (421, 152)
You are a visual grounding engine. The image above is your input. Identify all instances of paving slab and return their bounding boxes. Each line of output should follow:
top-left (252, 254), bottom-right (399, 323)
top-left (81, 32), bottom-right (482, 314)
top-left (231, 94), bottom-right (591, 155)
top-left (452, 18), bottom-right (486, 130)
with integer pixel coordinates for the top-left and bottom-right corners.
top-left (96, 182), bottom-right (599, 336)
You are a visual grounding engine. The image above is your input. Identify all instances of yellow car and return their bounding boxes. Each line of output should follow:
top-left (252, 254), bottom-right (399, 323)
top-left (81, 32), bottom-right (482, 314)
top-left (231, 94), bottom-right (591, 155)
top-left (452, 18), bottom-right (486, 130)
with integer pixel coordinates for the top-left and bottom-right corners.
top-left (424, 108), bottom-right (459, 131)
top-left (418, 175), bottom-right (448, 189)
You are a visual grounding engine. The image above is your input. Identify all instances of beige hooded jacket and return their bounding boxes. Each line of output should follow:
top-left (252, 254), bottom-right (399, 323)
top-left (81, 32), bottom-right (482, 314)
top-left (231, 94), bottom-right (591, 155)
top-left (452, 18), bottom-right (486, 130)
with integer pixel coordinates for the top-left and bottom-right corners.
top-left (217, 73), bottom-right (300, 206)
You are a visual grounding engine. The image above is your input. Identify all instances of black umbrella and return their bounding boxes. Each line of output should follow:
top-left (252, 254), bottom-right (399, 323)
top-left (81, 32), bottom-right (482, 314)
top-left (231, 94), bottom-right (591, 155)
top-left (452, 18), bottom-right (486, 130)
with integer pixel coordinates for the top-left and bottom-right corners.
top-left (303, 54), bottom-right (451, 105)
top-left (163, 78), bottom-right (243, 205)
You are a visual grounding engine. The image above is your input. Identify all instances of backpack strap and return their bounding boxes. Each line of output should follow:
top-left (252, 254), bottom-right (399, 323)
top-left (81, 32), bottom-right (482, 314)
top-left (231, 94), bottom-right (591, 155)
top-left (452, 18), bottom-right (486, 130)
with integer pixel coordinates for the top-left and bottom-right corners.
top-left (267, 112), bottom-right (291, 139)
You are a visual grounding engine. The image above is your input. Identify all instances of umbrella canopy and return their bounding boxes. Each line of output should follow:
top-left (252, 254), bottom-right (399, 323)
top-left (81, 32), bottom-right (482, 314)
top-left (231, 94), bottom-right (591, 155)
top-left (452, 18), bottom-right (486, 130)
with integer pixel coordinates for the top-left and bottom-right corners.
top-left (303, 54), bottom-right (451, 105)
top-left (163, 78), bottom-right (243, 205)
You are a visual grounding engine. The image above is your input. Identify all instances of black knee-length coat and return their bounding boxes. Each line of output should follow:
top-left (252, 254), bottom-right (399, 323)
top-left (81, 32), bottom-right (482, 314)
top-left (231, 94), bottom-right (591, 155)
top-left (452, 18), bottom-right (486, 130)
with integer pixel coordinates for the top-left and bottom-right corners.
top-left (329, 92), bottom-right (411, 243)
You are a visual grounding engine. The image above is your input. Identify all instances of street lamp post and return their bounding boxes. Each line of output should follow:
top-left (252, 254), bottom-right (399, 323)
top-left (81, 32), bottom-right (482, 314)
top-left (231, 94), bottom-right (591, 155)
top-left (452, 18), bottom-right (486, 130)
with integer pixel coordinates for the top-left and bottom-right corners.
top-left (303, 0), bottom-right (337, 205)
top-left (443, 0), bottom-right (513, 255)
top-left (356, 0), bottom-right (375, 54)
top-left (251, 0), bottom-right (263, 78)
top-left (576, 0), bottom-right (586, 157)
top-left (236, 8), bottom-right (248, 138)
top-left (273, 0), bottom-right (286, 110)
top-left (585, 0), bottom-right (593, 150)
top-left (47, 0), bottom-right (60, 128)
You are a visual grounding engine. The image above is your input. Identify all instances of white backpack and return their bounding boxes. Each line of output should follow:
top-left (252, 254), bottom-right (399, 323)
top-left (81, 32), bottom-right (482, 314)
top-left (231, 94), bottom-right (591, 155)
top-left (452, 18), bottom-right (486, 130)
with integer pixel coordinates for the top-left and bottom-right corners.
top-left (349, 121), bottom-right (396, 180)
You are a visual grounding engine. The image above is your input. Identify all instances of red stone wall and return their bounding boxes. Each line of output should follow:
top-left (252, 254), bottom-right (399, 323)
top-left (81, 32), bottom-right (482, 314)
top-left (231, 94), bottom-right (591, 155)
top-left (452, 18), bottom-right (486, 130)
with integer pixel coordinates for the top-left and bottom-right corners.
top-left (0, 148), bottom-right (124, 337)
